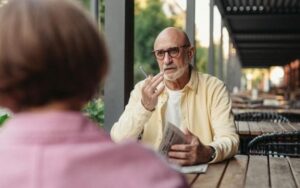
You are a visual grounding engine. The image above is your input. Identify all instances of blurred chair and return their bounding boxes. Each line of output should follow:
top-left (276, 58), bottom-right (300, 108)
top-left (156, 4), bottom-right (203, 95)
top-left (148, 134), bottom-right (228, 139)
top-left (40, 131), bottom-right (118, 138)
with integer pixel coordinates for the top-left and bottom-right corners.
top-left (234, 112), bottom-right (289, 123)
top-left (247, 131), bottom-right (300, 157)
top-left (279, 112), bottom-right (300, 122)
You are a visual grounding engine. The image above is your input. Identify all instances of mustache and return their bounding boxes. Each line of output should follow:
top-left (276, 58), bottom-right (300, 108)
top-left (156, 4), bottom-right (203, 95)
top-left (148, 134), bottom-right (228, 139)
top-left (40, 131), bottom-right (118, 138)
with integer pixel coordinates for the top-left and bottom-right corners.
top-left (163, 65), bottom-right (176, 70)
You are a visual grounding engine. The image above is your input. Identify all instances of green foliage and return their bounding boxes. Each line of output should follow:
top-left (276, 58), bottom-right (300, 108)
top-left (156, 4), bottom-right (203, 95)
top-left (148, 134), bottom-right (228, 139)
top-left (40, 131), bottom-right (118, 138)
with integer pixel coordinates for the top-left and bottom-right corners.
top-left (195, 43), bottom-right (208, 73)
top-left (83, 98), bottom-right (104, 126)
top-left (0, 114), bottom-right (9, 127)
top-left (134, 0), bottom-right (175, 84)
top-left (77, 0), bottom-right (90, 9)
top-left (76, 0), bottom-right (105, 28)
top-left (99, 0), bottom-right (105, 27)
top-left (214, 43), bottom-right (220, 75)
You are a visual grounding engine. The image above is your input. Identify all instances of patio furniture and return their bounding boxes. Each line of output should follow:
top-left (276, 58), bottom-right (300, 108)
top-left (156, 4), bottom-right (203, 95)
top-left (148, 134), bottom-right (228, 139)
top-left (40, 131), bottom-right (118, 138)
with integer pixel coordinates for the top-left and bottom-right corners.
top-left (247, 131), bottom-right (300, 157)
top-left (186, 155), bottom-right (300, 187)
top-left (279, 112), bottom-right (300, 122)
top-left (234, 112), bottom-right (289, 123)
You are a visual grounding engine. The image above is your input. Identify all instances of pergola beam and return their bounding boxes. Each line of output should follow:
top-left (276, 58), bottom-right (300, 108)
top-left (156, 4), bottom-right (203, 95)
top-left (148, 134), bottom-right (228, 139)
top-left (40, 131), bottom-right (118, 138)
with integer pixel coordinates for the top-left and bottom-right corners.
top-left (186, 0), bottom-right (195, 65)
top-left (208, 0), bottom-right (215, 75)
top-left (104, 0), bottom-right (134, 131)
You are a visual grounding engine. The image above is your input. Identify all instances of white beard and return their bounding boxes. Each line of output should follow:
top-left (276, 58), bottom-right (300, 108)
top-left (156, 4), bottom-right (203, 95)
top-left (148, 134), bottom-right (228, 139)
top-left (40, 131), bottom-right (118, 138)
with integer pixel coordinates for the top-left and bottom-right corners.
top-left (164, 62), bottom-right (189, 81)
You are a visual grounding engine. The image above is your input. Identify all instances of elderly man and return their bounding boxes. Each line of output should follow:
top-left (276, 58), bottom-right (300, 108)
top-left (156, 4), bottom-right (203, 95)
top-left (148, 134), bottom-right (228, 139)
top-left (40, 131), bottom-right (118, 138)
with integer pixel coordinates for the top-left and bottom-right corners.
top-left (111, 27), bottom-right (239, 166)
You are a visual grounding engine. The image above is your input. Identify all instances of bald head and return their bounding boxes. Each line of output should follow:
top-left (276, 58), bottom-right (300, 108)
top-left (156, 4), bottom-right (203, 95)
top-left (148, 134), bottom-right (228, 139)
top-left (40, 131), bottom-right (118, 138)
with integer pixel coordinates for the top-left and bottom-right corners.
top-left (154, 27), bottom-right (190, 50)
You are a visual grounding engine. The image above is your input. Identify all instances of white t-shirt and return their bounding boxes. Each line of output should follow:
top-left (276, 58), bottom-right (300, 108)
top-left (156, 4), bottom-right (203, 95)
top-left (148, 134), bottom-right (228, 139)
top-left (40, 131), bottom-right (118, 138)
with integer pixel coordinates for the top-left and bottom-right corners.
top-left (165, 88), bottom-right (182, 128)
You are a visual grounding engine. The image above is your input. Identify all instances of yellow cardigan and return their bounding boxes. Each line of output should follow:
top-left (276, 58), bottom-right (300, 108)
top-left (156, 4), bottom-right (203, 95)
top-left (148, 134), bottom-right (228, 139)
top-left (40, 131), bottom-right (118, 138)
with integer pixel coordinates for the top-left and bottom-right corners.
top-left (111, 69), bottom-right (239, 163)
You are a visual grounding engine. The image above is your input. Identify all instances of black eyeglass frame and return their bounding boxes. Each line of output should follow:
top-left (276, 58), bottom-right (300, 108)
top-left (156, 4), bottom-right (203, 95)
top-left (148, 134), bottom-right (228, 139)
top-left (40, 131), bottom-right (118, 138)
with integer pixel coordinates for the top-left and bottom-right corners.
top-left (152, 44), bottom-right (190, 60)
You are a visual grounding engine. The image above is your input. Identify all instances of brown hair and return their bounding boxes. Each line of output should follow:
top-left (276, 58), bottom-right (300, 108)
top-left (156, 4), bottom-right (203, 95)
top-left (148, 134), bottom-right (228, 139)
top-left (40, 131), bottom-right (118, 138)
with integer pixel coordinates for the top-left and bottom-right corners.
top-left (0, 0), bottom-right (108, 111)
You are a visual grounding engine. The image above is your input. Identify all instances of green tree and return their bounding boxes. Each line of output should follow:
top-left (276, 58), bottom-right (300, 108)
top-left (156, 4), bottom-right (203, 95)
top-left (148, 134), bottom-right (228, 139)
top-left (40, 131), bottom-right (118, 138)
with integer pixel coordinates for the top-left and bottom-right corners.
top-left (77, 0), bottom-right (105, 28)
top-left (214, 43), bottom-right (220, 75)
top-left (0, 114), bottom-right (9, 127)
top-left (195, 42), bottom-right (208, 73)
top-left (83, 98), bottom-right (104, 126)
top-left (134, 0), bottom-right (175, 83)
top-left (99, 0), bottom-right (105, 27)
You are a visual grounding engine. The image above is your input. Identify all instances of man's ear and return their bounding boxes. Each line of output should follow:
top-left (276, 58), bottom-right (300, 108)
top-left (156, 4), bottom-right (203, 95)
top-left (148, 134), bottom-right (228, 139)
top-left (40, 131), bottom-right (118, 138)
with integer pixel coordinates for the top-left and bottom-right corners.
top-left (188, 46), bottom-right (195, 59)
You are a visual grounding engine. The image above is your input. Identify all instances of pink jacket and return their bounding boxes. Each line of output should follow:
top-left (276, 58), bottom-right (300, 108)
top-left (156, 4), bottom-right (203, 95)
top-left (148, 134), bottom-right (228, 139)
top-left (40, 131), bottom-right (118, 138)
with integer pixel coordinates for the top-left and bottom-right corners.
top-left (0, 111), bottom-right (187, 188)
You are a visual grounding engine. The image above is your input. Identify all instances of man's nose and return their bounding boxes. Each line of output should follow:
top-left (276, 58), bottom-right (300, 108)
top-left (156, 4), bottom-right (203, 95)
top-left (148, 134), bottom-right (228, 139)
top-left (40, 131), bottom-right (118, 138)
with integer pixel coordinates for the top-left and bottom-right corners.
top-left (163, 52), bottom-right (172, 64)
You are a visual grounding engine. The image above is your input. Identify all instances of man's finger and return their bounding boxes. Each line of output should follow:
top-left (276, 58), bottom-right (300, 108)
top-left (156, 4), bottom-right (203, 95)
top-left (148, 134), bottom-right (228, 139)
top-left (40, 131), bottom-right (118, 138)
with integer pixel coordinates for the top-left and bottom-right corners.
top-left (168, 151), bottom-right (190, 159)
top-left (143, 73), bottom-right (163, 92)
top-left (151, 72), bottom-right (163, 80)
top-left (150, 73), bottom-right (164, 89)
top-left (142, 75), bottom-right (153, 89)
top-left (153, 84), bottom-right (165, 97)
top-left (170, 144), bottom-right (192, 151)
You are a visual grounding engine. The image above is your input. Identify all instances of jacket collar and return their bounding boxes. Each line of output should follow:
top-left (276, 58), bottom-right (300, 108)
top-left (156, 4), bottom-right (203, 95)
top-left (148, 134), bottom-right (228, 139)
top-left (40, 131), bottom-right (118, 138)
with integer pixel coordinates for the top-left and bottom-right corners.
top-left (184, 66), bottom-right (199, 92)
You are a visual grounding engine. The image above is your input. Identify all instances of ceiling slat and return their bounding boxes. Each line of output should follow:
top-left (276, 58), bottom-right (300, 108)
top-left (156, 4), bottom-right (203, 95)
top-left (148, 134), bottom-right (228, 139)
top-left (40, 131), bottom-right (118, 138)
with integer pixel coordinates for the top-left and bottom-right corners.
top-left (215, 0), bottom-right (300, 67)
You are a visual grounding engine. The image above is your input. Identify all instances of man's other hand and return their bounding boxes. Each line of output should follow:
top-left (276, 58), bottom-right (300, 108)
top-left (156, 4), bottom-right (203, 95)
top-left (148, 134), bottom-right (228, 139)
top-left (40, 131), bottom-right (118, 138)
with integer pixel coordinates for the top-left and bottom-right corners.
top-left (168, 128), bottom-right (213, 166)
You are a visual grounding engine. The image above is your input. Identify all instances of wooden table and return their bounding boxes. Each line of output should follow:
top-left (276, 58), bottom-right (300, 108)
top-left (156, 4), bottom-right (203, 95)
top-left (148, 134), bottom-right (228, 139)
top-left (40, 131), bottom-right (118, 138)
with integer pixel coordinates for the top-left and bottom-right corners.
top-left (232, 108), bottom-right (300, 114)
top-left (235, 121), bottom-right (300, 136)
top-left (235, 121), bottom-right (300, 154)
top-left (185, 155), bottom-right (300, 188)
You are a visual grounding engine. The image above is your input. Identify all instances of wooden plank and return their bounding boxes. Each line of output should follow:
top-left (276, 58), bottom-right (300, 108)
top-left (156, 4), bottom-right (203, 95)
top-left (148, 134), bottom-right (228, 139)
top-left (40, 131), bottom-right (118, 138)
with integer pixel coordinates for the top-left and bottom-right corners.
top-left (269, 157), bottom-right (297, 188)
top-left (238, 121), bottom-right (250, 135)
top-left (272, 122), bottom-right (284, 133)
top-left (289, 123), bottom-right (300, 131)
top-left (245, 155), bottom-right (269, 188)
top-left (191, 160), bottom-right (228, 188)
top-left (219, 155), bottom-right (248, 188)
top-left (185, 174), bottom-right (199, 187)
top-left (279, 122), bottom-right (296, 132)
top-left (248, 121), bottom-right (262, 136)
top-left (259, 121), bottom-right (275, 134)
top-left (287, 157), bottom-right (300, 187)
top-left (287, 123), bottom-right (298, 131)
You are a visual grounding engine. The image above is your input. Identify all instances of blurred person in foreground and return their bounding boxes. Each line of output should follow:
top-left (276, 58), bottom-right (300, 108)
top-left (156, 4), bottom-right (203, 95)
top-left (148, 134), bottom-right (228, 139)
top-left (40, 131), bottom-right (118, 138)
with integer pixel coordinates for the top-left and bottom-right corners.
top-left (111, 27), bottom-right (239, 166)
top-left (0, 1), bottom-right (187, 187)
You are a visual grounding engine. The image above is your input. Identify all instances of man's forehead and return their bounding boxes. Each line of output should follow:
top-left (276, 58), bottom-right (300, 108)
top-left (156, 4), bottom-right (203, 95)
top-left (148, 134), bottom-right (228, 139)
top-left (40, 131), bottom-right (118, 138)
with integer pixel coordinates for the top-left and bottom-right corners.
top-left (154, 32), bottom-right (184, 50)
top-left (154, 41), bottom-right (179, 50)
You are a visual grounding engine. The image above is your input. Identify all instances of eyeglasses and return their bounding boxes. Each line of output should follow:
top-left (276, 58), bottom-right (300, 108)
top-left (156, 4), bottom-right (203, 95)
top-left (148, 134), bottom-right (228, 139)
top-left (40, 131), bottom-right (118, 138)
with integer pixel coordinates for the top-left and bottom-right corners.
top-left (152, 45), bottom-right (190, 60)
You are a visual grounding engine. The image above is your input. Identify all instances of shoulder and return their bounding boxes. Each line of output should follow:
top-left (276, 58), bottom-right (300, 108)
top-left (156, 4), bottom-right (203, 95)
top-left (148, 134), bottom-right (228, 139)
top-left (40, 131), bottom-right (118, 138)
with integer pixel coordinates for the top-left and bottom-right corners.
top-left (195, 72), bottom-right (226, 93)
top-left (198, 72), bottom-right (225, 87)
